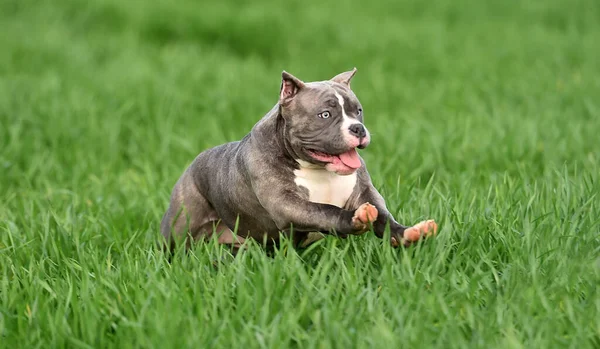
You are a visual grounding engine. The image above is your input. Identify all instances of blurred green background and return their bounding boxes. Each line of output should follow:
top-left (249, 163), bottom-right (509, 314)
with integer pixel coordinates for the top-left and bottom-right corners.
top-left (1, 0), bottom-right (599, 347)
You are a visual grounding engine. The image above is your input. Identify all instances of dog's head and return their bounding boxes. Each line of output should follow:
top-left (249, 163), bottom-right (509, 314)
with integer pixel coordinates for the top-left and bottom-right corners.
top-left (278, 68), bottom-right (370, 175)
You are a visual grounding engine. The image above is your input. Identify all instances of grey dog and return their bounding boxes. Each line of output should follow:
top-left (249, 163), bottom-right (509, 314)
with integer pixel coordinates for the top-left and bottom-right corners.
top-left (161, 68), bottom-right (437, 252)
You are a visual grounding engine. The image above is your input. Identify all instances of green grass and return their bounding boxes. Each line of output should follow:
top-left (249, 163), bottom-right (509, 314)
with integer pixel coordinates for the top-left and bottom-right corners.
top-left (1, 0), bottom-right (600, 347)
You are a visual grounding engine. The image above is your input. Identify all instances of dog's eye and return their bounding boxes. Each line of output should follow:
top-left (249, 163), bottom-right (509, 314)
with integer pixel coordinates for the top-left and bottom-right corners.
top-left (358, 108), bottom-right (363, 116)
top-left (318, 111), bottom-right (331, 119)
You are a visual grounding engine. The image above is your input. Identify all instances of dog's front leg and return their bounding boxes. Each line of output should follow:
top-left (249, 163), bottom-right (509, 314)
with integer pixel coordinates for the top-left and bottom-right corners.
top-left (357, 184), bottom-right (438, 247)
top-left (258, 191), bottom-right (378, 236)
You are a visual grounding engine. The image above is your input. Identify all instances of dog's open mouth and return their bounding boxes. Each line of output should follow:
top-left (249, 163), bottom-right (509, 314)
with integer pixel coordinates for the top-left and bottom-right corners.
top-left (305, 148), bottom-right (362, 174)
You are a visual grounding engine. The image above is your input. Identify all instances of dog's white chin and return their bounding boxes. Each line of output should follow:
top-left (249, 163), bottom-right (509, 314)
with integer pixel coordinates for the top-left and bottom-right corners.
top-left (325, 163), bottom-right (359, 176)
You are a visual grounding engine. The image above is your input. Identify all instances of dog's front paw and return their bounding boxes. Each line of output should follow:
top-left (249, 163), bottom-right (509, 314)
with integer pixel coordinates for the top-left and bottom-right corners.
top-left (351, 203), bottom-right (378, 234)
top-left (391, 220), bottom-right (438, 247)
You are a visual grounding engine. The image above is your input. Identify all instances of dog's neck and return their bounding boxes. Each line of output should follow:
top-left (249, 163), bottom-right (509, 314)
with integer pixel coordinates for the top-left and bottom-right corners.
top-left (251, 103), bottom-right (301, 162)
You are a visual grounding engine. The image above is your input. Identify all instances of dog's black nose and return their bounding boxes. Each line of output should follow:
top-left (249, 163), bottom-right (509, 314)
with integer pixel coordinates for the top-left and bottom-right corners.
top-left (348, 123), bottom-right (366, 138)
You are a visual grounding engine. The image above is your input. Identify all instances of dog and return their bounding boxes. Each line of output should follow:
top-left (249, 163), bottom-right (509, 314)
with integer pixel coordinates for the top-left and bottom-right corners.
top-left (161, 68), bottom-right (437, 252)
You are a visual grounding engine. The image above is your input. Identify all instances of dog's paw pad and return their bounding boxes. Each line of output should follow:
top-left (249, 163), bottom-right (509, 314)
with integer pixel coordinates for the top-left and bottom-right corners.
top-left (404, 220), bottom-right (438, 242)
top-left (356, 203), bottom-right (378, 224)
top-left (353, 203), bottom-right (378, 224)
top-left (352, 203), bottom-right (378, 231)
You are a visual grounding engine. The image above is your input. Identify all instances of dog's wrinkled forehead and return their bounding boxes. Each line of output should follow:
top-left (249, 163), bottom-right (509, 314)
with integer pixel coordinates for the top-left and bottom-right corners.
top-left (302, 81), bottom-right (359, 109)
top-left (278, 69), bottom-right (361, 119)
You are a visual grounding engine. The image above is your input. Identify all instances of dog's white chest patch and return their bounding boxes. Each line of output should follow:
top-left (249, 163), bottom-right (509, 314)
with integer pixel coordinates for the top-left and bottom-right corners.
top-left (293, 162), bottom-right (357, 208)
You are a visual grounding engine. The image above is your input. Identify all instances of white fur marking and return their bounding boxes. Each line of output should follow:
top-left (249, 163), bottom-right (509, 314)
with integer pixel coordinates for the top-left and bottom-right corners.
top-left (294, 160), bottom-right (357, 208)
top-left (332, 90), bottom-right (369, 144)
top-left (333, 90), bottom-right (354, 130)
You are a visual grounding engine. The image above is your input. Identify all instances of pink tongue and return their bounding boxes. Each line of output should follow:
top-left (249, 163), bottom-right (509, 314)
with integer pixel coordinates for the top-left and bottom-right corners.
top-left (338, 149), bottom-right (361, 169)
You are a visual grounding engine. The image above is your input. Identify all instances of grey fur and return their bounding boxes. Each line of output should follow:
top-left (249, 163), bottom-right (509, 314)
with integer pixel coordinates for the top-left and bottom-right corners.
top-left (160, 69), bottom-right (409, 250)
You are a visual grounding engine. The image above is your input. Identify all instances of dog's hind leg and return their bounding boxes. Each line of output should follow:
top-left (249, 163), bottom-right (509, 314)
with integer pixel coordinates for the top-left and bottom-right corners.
top-left (160, 171), bottom-right (245, 252)
top-left (160, 171), bottom-right (216, 250)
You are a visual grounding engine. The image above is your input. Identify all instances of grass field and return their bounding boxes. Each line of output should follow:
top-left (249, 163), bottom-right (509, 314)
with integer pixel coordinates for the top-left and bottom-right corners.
top-left (1, 0), bottom-right (600, 347)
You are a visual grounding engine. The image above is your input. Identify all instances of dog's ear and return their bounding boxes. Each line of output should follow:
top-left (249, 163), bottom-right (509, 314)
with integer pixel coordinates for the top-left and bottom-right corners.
top-left (280, 71), bottom-right (305, 104)
top-left (331, 67), bottom-right (357, 88)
